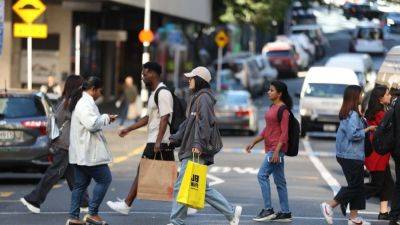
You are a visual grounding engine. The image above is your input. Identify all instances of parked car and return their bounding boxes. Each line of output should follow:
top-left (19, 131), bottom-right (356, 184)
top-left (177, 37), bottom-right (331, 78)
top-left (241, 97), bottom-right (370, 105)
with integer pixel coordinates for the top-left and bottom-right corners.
top-left (215, 90), bottom-right (258, 136)
top-left (0, 90), bottom-right (53, 173)
top-left (263, 42), bottom-right (299, 78)
top-left (276, 35), bottom-right (311, 70)
top-left (290, 24), bottom-right (329, 59)
top-left (383, 12), bottom-right (400, 33)
top-left (298, 67), bottom-right (359, 137)
top-left (343, 2), bottom-right (371, 20)
top-left (350, 21), bottom-right (385, 54)
top-left (325, 53), bottom-right (375, 88)
top-left (254, 55), bottom-right (278, 82)
top-left (217, 55), bottom-right (265, 97)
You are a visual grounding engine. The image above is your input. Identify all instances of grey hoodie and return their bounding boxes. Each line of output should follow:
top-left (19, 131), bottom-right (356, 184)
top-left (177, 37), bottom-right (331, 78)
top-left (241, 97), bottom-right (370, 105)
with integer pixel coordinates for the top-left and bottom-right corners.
top-left (171, 88), bottom-right (217, 165)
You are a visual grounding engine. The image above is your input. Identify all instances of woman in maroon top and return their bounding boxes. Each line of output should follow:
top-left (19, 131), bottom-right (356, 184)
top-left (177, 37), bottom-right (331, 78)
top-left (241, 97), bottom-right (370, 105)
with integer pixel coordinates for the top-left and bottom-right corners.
top-left (364, 85), bottom-right (394, 220)
top-left (246, 81), bottom-right (292, 222)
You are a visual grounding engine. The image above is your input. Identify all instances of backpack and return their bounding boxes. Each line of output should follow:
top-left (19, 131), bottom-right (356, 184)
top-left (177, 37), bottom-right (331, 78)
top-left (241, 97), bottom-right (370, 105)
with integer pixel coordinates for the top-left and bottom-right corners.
top-left (373, 106), bottom-right (396, 155)
top-left (155, 86), bottom-right (187, 134)
top-left (277, 105), bottom-right (300, 157)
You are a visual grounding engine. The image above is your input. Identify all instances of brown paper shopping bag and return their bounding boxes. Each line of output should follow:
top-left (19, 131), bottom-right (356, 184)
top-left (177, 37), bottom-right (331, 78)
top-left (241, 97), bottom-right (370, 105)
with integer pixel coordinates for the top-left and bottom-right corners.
top-left (137, 157), bottom-right (177, 201)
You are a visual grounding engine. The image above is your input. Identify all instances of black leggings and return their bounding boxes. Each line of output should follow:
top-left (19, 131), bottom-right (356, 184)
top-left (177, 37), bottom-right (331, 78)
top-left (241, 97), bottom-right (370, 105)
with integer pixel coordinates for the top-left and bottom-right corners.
top-left (365, 166), bottom-right (394, 202)
top-left (334, 157), bottom-right (366, 210)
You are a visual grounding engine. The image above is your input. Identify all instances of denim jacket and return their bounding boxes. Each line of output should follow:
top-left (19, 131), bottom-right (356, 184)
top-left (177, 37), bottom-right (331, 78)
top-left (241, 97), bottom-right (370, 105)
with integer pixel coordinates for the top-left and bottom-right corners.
top-left (336, 110), bottom-right (366, 161)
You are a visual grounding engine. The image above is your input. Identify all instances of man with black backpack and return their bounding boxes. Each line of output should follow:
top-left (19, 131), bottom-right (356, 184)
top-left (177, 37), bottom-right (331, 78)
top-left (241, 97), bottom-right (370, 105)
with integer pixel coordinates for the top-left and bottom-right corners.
top-left (107, 62), bottom-right (185, 215)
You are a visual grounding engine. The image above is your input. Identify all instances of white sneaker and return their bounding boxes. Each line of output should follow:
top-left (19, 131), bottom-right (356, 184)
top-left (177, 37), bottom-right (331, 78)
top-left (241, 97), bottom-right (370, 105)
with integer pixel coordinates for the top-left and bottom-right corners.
top-left (187, 208), bottom-right (198, 215)
top-left (80, 207), bottom-right (89, 213)
top-left (320, 202), bottom-right (333, 224)
top-left (230, 205), bottom-right (242, 225)
top-left (106, 199), bottom-right (131, 215)
top-left (20, 198), bottom-right (40, 214)
top-left (348, 217), bottom-right (371, 225)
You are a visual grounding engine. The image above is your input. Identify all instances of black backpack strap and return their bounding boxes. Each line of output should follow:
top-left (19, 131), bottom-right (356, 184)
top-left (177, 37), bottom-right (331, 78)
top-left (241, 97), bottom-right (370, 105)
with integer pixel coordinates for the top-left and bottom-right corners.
top-left (277, 105), bottom-right (289, 123)
top-left (154, 86), bottom-right (169, 109)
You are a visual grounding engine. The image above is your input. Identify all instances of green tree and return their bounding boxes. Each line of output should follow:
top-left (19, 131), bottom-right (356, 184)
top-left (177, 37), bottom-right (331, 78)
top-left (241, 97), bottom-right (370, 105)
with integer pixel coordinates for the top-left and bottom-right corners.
top-left (214, 0), bottom-right (291, 31)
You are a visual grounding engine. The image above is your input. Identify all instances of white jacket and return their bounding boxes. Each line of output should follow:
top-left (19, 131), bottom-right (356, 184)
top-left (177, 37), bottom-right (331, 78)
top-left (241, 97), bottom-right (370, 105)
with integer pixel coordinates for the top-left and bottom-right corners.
top-left (69, 92), bottom-right (112, 166)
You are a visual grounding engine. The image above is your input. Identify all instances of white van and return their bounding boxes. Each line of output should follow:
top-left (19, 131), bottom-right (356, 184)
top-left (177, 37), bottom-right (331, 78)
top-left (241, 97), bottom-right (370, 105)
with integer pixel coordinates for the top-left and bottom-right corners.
top-left (350, 21), bottom-right (385, 54)
top-left (299, 67), bottom-right (360, 137)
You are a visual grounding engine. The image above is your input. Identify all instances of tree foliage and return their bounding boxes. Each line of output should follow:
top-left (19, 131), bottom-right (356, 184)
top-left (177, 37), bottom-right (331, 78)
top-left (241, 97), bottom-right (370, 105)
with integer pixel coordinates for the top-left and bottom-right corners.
top-left (213, 0), bottom-right (291, 30)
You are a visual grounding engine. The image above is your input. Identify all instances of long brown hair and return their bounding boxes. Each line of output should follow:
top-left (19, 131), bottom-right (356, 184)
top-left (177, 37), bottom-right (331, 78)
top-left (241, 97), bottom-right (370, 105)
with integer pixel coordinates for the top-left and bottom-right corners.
top-left (62, 75), bottom-right (84, 109)
top-left (339, 85), bottom-right (362, 120)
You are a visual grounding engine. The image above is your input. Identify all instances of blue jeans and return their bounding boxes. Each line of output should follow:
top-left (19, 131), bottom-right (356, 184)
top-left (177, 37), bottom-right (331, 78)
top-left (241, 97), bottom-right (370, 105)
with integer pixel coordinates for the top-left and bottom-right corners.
top-left (170, 159), bottom-right (235, 225)
top-left (69, 164), bottom-right (112, 219)
top-left (257, 151), bottom-right (290, 213)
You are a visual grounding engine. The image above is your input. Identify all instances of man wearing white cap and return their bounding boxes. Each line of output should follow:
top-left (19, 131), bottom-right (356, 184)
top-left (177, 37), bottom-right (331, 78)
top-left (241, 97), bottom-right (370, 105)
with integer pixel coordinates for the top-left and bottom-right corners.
top-left (167, 67), bottom-right (242, 225)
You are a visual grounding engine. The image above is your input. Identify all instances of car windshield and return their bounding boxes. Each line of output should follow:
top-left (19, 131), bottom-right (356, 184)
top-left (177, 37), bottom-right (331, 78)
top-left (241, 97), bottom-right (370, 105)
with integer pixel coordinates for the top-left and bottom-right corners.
top-left (267, 50), bottom-right (291, 57)
top-left (304, 83), bottom-right (348, 98)
top-left (217, 93), bottom-right (249, 106)
top-left (292, 29), bottom-right (318, 39)
top-left (357, 28), bottom-right (383, 40)
top-left (0, 96), bottom-right (46, 118)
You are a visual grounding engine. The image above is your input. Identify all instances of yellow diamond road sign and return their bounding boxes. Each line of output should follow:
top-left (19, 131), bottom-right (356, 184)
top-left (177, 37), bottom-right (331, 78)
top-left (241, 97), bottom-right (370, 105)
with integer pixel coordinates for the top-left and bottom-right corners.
top-left (14, 23), bottom-right (47, 39)
top-left (215, 31), bottom-right (229, 48)
top-left (13, 0), bottom-right (46, 24)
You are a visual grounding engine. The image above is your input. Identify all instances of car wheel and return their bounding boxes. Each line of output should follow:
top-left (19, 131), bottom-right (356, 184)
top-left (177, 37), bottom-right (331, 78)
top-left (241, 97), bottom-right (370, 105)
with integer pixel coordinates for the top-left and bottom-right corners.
top-left (248, 130), bottom-right (256, 136)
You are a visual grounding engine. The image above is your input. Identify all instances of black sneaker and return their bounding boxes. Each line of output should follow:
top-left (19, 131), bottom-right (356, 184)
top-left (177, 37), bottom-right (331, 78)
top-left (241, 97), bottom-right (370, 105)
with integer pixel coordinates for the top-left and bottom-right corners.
top-left (379, 212), bottom-right (391, 220)
top-left (253, 208), bottom-right (276, 222)
top-left (272, 212), bottom-right (293, 222)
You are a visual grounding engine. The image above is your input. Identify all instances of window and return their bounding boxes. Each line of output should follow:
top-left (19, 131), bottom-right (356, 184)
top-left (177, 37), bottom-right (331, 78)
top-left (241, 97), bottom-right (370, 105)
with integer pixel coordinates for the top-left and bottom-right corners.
top-left (304, 83), bottom-right (348, 98)
top-left (0, 97), bottom-right (46, 119)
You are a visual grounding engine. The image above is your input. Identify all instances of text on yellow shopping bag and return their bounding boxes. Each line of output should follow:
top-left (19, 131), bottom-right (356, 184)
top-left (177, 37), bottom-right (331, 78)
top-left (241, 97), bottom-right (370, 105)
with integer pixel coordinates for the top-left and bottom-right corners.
top-left (176, 160), bottom-right (207, 209)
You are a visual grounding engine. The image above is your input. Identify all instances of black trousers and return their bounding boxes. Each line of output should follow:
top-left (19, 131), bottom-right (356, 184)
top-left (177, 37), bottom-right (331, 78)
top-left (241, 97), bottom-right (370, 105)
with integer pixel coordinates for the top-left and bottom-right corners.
top-left (390, 155), bottom-right (400, 219)
top-left (24, 147), bottom-right (89, 207)
top-left (334, 157), bottom-right (366, 210)
top-left (365, 166), bottom-right (394, 201)
top-left (141, 143), bottom-right (175, 161)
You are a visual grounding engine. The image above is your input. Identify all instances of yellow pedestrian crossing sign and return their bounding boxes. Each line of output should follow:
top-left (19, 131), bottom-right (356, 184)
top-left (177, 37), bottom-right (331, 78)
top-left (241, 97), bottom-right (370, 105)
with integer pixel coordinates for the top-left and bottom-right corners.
top-left (215, 31), bottom-right (229, 48)
top-left (12, 0), bottom-right (46, 24)
top-left (12, 0), bottom-right (47, 39)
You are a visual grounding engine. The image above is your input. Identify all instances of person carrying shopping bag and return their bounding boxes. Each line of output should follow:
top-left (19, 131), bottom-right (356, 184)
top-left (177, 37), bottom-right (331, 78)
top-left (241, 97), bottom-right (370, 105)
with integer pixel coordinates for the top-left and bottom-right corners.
top-left (66, 76), bottom-right (117, 225)
top-left (21, 75), bottom-right (89, 214)
top-left (246, 81), bottom-right (293, 222)
top-left (167, 67), bottom-right (242, 225)
top-left (364, 85), bottom-right (394, 221)
top-left (321, 85), bottom-right (377, 225)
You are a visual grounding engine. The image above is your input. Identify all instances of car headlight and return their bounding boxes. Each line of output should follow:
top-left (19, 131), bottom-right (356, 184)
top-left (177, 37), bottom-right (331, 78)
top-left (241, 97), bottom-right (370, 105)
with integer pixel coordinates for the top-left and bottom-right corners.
top-left (387, 18), bottom-right (395, 26)
top-left (300, 108), bottom-right (311, 116)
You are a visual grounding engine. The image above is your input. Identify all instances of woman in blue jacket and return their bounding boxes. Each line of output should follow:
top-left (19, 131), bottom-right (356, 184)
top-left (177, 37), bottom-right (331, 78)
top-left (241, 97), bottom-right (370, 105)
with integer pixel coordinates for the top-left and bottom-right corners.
top-left (320, 85), bottom-right (376, 225)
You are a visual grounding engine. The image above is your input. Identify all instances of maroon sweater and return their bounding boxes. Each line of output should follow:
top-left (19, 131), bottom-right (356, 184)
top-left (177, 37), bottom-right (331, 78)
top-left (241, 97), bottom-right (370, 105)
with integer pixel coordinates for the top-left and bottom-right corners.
top-left (260, 104), bottom-right (289, 153)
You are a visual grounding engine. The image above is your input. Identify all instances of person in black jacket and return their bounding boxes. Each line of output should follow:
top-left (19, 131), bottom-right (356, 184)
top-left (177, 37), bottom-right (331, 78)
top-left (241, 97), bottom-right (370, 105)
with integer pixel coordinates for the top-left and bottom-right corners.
top-left (390, 94), bottom-right (400, 224)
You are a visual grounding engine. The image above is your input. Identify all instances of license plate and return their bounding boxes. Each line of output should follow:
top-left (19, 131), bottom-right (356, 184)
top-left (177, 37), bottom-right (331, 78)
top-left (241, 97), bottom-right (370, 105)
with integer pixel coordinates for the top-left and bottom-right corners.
top-left (323, 124), bottom-right (336, 132)
top-left (0, 131), bottom-right (14, 141)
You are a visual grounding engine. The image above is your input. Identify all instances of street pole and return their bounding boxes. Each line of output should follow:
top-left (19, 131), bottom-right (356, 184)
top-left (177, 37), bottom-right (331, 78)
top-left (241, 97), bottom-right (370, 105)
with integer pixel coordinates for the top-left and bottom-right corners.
top-left (217, 46), bottom-right (223, 93)
top-left (27, 37), bottom-right (32, 90)
top-left (75, 25), bottom-right (80, 75)
top-left (140, 0), bottom-right (150, 116)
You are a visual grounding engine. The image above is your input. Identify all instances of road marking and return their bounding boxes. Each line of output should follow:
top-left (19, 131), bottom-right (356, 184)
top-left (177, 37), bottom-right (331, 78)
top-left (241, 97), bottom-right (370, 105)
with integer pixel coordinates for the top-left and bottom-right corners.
top-left (302, 139), bottom-right (341, 195)
top-left (0, 192), bottom-right (13, 198)
top-left (303, 139), bottom-right (381, 216)
top-left (111, 144), bottom-right (146, 165)
top-left (207, 174), bottom-right (224, 186)
top-left (0, 210), bottom-right (381, 220)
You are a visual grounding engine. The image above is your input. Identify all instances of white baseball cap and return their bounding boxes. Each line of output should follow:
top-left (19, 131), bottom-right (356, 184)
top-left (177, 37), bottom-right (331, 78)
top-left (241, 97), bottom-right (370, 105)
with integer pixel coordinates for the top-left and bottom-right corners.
top-left (184, 66), bottom-right (212, 83)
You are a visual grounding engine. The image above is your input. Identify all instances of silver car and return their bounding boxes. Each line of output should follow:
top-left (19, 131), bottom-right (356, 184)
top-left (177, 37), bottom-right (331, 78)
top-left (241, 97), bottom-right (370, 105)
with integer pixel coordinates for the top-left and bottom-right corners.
top-left (0, 90), bottom-right (53, 173)
top-left (215, 90), bottom-right (258, 136)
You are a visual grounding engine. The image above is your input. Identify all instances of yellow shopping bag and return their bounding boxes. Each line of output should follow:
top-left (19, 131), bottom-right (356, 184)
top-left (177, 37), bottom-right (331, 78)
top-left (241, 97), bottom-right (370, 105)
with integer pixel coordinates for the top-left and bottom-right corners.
top-left (176, 154), bottom-right (208, 209)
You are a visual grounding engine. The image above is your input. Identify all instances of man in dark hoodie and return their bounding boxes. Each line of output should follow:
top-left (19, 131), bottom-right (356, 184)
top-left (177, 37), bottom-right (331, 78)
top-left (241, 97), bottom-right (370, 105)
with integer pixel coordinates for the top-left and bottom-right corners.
top-left (390, 87), bottom-right (400, 224)
top-left (166, 67), bottom-right (242, 225)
